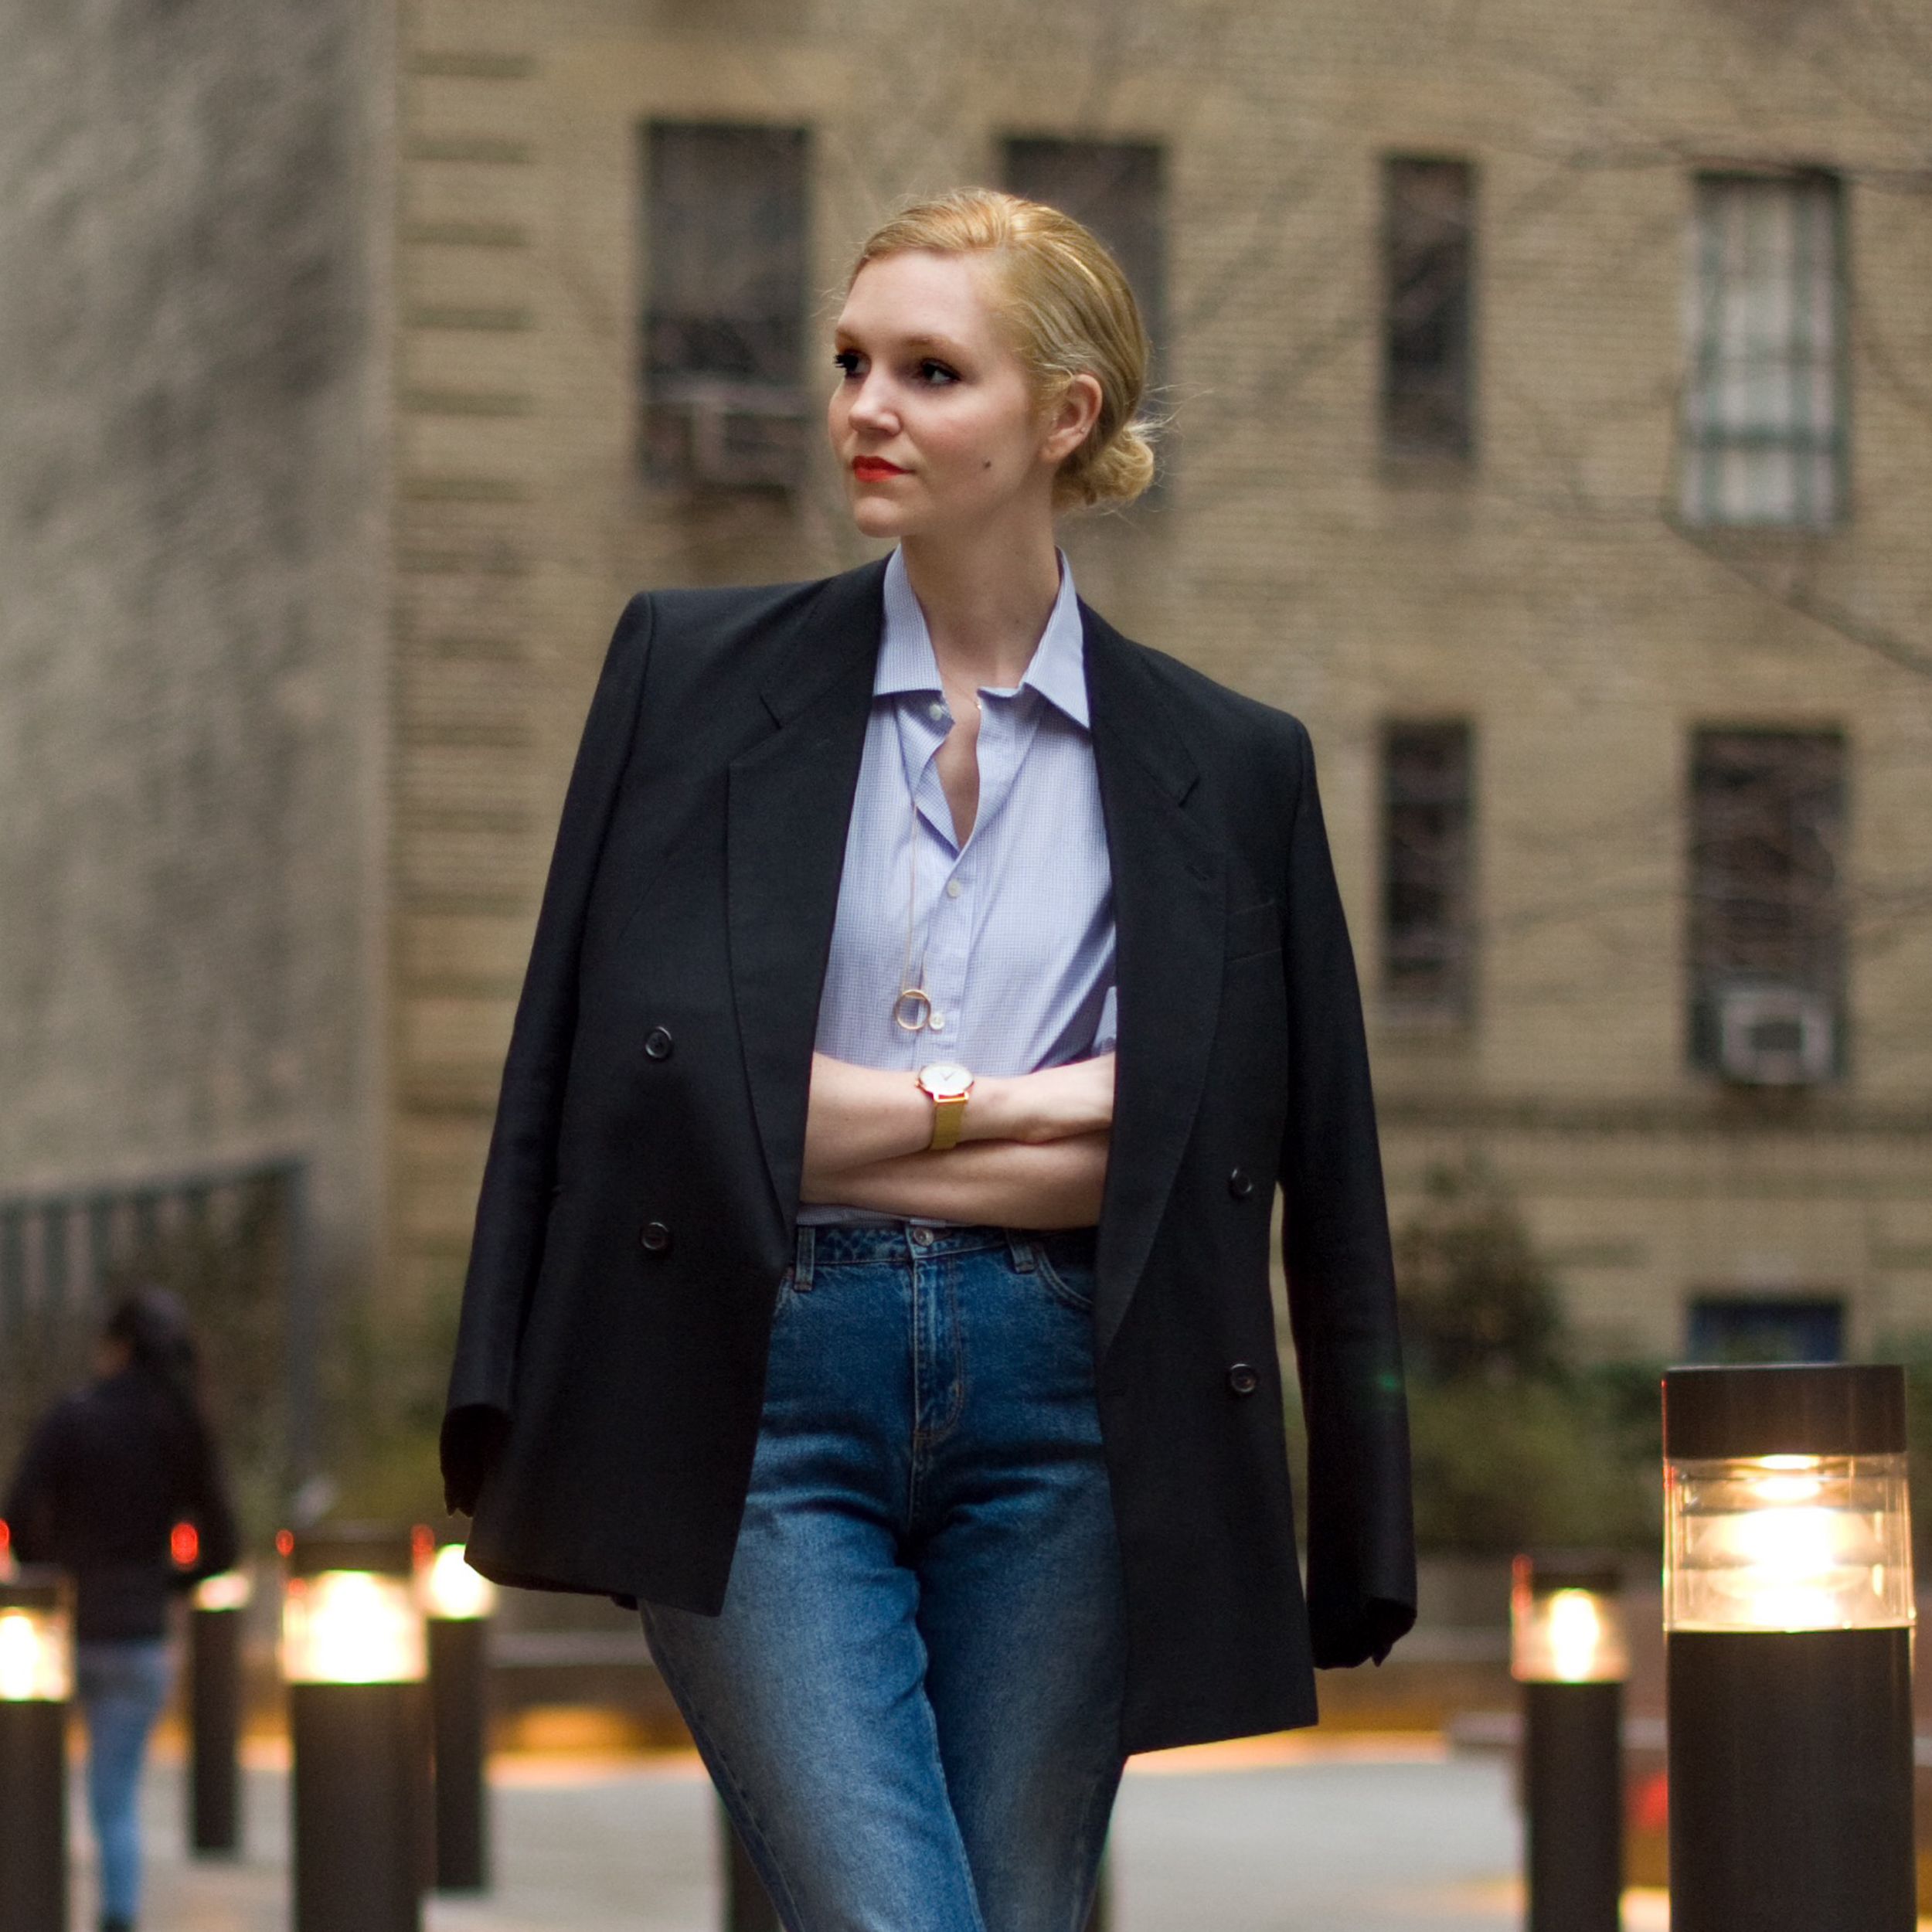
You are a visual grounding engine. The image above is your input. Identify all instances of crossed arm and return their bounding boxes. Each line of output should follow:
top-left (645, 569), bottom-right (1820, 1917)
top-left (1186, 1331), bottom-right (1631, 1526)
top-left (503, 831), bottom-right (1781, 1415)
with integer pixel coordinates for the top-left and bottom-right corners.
top-left (799, 1051), bottom-right (1115, 1228)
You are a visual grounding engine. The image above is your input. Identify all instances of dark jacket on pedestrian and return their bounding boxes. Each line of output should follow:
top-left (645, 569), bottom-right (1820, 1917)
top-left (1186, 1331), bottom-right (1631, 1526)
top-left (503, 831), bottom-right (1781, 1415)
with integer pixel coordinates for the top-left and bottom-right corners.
top-left (5, 1366), bottom-right (240, 1641)
top-left (442, 560), bottom-right (1417, 1754)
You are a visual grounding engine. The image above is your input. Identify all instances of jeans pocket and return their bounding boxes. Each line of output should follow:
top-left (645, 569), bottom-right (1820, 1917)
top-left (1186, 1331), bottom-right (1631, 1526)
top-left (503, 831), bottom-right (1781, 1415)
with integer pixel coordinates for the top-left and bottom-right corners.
top-left (1029, 1238), bottom-right (1097, 1314)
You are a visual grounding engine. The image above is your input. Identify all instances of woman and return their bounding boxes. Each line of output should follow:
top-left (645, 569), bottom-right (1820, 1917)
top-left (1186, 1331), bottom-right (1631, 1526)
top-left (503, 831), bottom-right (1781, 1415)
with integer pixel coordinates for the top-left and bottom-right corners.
top-left (5, 1288), bottom-right (238, 1932)
top-left (444, 189), bottom-right (1414, 1930)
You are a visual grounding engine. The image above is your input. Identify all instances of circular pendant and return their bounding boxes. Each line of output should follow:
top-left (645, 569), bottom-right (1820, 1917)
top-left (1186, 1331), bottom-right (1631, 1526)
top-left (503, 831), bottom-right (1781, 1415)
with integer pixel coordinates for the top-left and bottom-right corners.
top-left (893, 988), bottom-right (933, 1032)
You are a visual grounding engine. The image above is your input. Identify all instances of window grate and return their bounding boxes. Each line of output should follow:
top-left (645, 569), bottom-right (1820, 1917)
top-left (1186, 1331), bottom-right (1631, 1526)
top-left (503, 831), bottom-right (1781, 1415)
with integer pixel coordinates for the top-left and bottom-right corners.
top-left (1679, 172), bottom-right (1844, 527)
top-left (640, 123), bottom-right (810, 489)
top-left (1382, 720), bottom-right (1475, 1018)
top-left (1381, 158), bottom-right (1476, 464)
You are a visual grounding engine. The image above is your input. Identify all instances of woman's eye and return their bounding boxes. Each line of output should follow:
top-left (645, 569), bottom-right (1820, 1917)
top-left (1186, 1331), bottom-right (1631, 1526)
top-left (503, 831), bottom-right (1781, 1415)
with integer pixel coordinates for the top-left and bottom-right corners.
top-left (917, 360), bottom-right (960, 386)
top-left (832, 349), bottom-right (863, 378)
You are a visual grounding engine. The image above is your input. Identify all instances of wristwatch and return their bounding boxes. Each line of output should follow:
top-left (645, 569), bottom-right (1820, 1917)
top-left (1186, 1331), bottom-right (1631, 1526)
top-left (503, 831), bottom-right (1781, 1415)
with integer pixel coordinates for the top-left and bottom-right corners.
top-left (916, 1063), bottom-right (976, 1151)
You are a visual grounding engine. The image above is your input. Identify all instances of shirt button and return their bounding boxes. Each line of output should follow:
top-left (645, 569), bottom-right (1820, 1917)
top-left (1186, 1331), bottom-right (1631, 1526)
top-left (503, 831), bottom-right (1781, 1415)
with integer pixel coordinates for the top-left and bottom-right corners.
top-left (644, 1026), bottom-right (673, 1061)
top-left (639, 1221), bottom-right (672, 1255)
top-left (927, 702), bottom-right (945, 722)
top-left (945, 880), bottom-right (962, 899)
top-left (930, 1013), bottom-right (946, 1031)
top-left (1227, 1362), bottom-right (1260, 1396)
top-left (1228, 1168), bottom-right (1254, 1199)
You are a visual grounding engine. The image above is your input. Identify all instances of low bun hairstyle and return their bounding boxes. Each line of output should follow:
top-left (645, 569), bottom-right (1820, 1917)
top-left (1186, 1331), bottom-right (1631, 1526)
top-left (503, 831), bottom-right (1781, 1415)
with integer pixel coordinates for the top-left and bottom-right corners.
top-left (847, 189), bottom-right (1158, 512)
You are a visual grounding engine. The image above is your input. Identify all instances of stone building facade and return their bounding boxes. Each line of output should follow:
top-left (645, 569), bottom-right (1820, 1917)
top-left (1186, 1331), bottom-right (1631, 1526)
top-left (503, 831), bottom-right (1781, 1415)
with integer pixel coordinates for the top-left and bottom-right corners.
top-left (3, 0), bottom-right (1928, 1471)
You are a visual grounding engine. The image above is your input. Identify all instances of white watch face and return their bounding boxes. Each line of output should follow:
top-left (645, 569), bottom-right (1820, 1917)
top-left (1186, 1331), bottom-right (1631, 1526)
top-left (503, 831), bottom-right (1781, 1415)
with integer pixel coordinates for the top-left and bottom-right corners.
top-left (919, 1063), bottom-right (974, 1100)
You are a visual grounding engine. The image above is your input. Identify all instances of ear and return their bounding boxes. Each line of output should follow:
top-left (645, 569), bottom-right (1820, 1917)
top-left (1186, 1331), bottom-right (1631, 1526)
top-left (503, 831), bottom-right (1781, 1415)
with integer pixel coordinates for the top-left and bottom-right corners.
top-left (1039, 372), bottom-right (1104, 467)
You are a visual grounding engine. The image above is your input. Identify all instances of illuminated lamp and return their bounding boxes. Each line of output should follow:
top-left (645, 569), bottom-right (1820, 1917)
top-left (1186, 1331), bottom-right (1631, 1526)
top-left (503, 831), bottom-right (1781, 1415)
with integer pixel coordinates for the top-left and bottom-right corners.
top-left (1512, 1553), bottom-right (1628, 1932)
top-left (0, 1568), bottom-right (71, 1931)
top-left (284, 1526), bottom-right (428, 1932)
top-left (420, 1540), bottom-right (495, 1892)
top-left (1664, 1364), bottom-right (1915, 1932)
top-left (187, 1566), bottom-right (252, 1856)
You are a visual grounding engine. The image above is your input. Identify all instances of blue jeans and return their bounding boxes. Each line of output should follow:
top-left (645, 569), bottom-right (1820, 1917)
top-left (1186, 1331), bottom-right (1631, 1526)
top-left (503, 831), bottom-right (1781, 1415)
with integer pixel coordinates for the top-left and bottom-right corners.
top-left (641, 1222), bottom-right (1127, 1932)
top-left (76, 1638), bottom-right (173, 1926)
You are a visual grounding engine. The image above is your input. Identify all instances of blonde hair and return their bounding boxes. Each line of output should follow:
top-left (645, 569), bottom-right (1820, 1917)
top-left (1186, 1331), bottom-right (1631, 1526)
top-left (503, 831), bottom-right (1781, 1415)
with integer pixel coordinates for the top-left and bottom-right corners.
top-left (846, 188), bottom-right (1158, 511)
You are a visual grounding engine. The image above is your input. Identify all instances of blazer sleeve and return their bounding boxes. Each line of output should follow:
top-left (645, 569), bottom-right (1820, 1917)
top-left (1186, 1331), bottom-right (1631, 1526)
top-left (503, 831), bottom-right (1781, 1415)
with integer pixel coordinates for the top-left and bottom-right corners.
top-left (440, 594), bottom-right (656, 1515)
top-left (1275, 718), bottom-right (1418, 1668)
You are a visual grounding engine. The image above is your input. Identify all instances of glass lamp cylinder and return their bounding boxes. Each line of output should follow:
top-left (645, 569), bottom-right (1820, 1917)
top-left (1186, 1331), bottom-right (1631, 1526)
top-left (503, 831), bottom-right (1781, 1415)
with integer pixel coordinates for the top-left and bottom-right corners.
top-left (1663, 1364), bottom-right (1917, 1932)
top-left (1512, 1555), bottom-right (1631, 1683)
top-left (422, 1542), bottom-right (495, 1623)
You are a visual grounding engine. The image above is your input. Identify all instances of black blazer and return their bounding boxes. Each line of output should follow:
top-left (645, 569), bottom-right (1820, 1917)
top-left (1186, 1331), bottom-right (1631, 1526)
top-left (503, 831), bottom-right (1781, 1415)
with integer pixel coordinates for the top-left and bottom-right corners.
top-left (442, 557), bottom-right (1415, 1754)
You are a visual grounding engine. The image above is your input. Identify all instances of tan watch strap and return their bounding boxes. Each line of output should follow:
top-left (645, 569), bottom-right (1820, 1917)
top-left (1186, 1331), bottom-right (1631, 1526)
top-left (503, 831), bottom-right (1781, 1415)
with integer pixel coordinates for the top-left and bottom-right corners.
top-left (927, 1091), bottom-right (968, 1151)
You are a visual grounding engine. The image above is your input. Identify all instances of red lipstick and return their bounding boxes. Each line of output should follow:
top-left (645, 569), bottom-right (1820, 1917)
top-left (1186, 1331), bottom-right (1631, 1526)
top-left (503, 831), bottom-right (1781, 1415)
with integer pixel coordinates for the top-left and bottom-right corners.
top-left (853, 457), bottom-right (908, 481)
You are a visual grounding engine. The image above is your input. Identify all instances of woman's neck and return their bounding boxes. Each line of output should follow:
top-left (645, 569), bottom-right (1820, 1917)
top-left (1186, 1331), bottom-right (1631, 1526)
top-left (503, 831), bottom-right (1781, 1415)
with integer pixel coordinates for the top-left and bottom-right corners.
top-left (900, 523), bottom-right (1063, 692)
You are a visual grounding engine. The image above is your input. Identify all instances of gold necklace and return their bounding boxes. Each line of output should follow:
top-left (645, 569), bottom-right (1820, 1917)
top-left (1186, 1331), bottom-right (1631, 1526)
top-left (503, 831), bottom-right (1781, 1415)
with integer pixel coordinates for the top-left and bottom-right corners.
top-left (893, 778), bottom-right (933, 1032)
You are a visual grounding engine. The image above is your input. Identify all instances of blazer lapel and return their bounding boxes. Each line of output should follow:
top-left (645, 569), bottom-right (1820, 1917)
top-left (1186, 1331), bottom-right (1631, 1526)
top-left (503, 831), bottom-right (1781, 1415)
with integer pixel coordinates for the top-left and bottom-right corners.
top-left (1083, 608), bottom-right (1227, 1359)
top-left (726, 562), bottom-right (887, 1230)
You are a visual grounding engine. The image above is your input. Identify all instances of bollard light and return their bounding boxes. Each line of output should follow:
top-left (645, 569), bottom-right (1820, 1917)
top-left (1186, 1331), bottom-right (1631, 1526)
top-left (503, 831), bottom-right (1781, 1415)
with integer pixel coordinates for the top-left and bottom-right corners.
top-left (189, 1569), bottom-right (252, 1856)
top-left (1512, 1553), bottom-right (1627, 1932)
top-left (285, 1526), bottom-right (429, 1932)
top-left (0, 1568), bottom-right (71, 1932)
top-left (422, 1539), bottom-right (495, 1893)
top-left (1664, 1364), bottom-right (1916, 1932)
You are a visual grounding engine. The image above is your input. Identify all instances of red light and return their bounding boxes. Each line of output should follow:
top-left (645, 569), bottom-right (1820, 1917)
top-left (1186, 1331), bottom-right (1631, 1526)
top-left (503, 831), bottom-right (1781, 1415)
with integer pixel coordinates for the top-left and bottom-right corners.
top-left (411, 1524), bottom-right (436, 1563)
top-left (1632, 1770), bottom-right (1669, 1834)
top-left (275, 1529), bottom-right (295, 1558)
top-left (170, 1522), bottom-right (200, 1569)
top-left (0, 1519), bottom-right (10, 1553)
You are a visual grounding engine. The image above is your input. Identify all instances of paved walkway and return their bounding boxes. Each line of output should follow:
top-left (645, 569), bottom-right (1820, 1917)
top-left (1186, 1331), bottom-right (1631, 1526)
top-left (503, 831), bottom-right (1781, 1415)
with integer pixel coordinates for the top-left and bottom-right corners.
top-left (102, 1736), bottom-right (1668, 1932)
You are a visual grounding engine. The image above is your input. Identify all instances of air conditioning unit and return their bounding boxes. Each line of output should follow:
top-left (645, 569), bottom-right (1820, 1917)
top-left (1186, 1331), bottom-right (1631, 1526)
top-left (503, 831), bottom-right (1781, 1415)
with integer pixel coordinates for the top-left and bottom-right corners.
top-left (647, 379), bottom-right (805, 491)
top-left (1715, 984), bottom-right (1835, 1087)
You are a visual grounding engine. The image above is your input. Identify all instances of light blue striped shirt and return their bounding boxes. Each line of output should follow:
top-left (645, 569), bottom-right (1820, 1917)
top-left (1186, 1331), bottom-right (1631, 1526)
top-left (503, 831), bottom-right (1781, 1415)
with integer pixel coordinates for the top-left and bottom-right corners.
top-left (799, 546), bottom-right (1117, 1225)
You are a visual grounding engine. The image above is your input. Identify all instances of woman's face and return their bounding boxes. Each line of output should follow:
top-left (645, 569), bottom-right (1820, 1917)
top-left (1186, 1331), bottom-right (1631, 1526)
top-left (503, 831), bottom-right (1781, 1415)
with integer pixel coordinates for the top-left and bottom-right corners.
top-left (828, 250), bottom-right (1096, 543)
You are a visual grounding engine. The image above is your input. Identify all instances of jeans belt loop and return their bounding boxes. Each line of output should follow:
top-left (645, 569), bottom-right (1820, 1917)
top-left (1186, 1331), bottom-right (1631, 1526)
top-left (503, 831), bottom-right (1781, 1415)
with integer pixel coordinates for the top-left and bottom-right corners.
top-left (792, 1223), bottom-right (817, 1291)
top-left (1004, 1226), bottom-right (1036, 1272)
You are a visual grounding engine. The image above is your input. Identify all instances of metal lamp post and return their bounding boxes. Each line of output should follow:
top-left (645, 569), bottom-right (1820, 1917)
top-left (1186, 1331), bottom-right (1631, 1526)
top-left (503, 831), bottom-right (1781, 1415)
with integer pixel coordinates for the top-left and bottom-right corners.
top-left (284, 1526), bottom-right (430, 1932)
top-left (422, 1540), bottom-right (495, 1893)
top-left (189, 1568), bottom-right (251, 1855)
top-left (0, 1568), bottom-right (72, 1932)
top-left (1512, 1552), bottom-right (1628, 1932)
top-left (1663, 1363), bottom-right (1916, 1932)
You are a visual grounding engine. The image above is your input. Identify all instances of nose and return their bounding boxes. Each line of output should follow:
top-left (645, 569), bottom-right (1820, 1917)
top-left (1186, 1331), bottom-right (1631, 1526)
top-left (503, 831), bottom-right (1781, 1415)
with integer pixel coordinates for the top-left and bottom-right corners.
top-left (845, 367), bottom-right (897, 435)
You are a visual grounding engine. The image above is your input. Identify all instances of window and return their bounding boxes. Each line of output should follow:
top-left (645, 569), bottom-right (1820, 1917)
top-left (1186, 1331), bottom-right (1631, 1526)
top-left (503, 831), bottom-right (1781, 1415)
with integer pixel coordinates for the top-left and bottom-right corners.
top-left (1688, 729), bottom-right (1846, 1080)
top-left (641, 123), bottom-right (810, 489)
top-left (1381, 158), bottom-right (1476, 464)
top-left (1001, 138), bottom-right (1168, 373)
top-left (1689, 1296), bottom-right (1845, 1364)
top-left (1381, 721), bottom-right (1475, 1017)
top-left (1679, 172), bottom-right (1844, 527)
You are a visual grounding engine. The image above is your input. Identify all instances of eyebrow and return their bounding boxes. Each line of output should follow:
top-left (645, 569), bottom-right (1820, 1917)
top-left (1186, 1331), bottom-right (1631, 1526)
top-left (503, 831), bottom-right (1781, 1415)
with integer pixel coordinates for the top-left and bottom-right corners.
top-left (833, 328), bottom-right (972, 358)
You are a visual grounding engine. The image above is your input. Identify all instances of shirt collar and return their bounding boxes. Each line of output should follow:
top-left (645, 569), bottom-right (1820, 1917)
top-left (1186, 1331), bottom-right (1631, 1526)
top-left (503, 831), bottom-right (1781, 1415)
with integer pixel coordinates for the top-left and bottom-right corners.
top-left (876, 546), bottom-right (1090, 729)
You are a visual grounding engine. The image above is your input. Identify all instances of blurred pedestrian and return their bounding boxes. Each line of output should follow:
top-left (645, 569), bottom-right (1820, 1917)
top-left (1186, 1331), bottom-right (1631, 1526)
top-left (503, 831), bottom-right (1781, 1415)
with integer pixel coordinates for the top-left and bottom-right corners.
top-left (444, 187), bottom-right (1414, 1930)
top-left (4, 1287), bottom-right (239, 1932)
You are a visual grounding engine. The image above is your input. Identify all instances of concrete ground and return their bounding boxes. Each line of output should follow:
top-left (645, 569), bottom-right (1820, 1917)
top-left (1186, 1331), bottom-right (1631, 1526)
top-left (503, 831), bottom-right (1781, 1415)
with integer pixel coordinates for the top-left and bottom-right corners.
top-left (85, 1733), bottom-right (1688, 1932)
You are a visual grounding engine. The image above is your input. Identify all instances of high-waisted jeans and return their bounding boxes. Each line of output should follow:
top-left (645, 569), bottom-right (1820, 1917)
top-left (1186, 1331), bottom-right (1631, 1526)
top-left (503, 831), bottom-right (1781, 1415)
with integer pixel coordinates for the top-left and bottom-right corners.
top-left (641, 1221), bottom-right (1127, 1932)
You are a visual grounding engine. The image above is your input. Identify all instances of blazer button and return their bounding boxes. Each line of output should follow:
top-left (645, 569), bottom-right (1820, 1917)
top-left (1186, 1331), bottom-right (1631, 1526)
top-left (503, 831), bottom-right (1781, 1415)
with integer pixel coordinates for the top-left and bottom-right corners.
top-left (1226, 1362), bottom-right (1260, 1396)
top-left (644, 1026), bottom-right (674, 1061)
top-left (639, 1220), bottom-right (672, 1255)
top-left (1227, 1168), bottom-right (1254, 1200)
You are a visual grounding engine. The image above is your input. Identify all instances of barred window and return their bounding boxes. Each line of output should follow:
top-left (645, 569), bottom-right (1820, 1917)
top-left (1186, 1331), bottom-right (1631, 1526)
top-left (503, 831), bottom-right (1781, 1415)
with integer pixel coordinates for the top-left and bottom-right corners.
top-left (1688, 729), bottom-right (1846, 1077)
top-left (1382, 721), bottom-right (1475, 1016)
top-left (1679, 173), bottom-right (1844, 527)
top-left (1382, 158), bottom-right (1476, 464)
top-left (1001, 137), bottom-right (1168, 376)
top-left (641, 123), bottom-right (810, 490)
